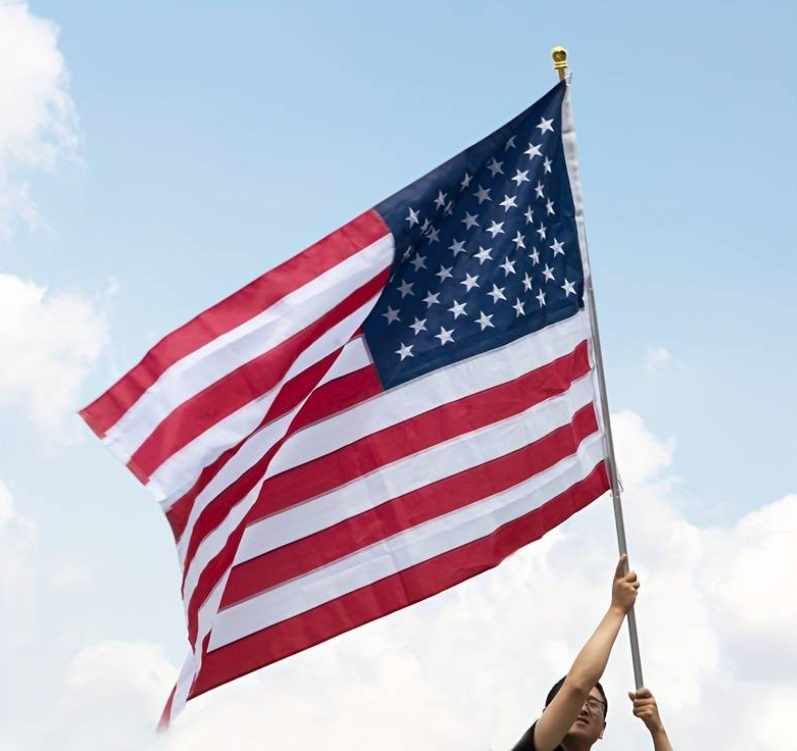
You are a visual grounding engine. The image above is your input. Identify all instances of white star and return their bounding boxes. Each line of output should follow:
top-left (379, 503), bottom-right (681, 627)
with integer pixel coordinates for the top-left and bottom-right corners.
top-left (395, 342), bottom-right (414, 360)
top-left (536, 116), bottom-right (554, 134)
top-left (462, 212), bottom-right (479, 230)
top-left (434, 190), bottom-right (447, 210)
top-left (529, 247), bottom-right (540, 265)
top-left (449, 238), bottom-right (467, 256)
top-left (486, 157), bottom-right (504, 176)
top-left (448, 299), bottom-right (468, 319)
top-left (543, 156), bottom-right (553, 174)
top-left (461, 172), bottom-right (472, 190)
top-left (405, 207), bottom-right (420, 227)
top-left (461, 272), bottom-right (480, 292)
top-left (522, 272), bottom-right (533, 291)
top-left (546, 199), bottom-right (555, 216)
top-left (524, 142), bottom-right (542, 160)
top-left (436, 264), bottom-right (453, 282)
top-left (499, 257), bottom-right (517, 276)
top-left (486, 220), bottom-right (505, 238)
top-left (542, 264), bottom-right (555, 282)
top-left (500, 194), bottom-right (518, 212)
top-left (512, 169), bottom-right (530, 186)
top-left (473, 185), bottom-right (491, 204)
top-left (420, 217), bottom-right (431, 233)
top-left (512, 231), bottom-right (526, 249)
top-left (410, 254), bottom-right (427, 271)
top-left (426, 226), bottom-right (440, 244)
top-left (535, 181), bottom-right (545, 198)
top-left (536, 289), bottom-right (547, 307)
top-left (536, 223), bottom-right (547, 240)
top-left (435, 326), bottom-right (455, 346)
top-left (476, 311), bottom-right (495, 331)
top-left (550, 238), bottom-right (565, 256)
top-left (562, 279), bottom-right (577, 297)
top-left (474, 245), bottom-right (493, 265)
top-left (487, 284), bottom-right (507, 303)
top-left (524, 206), bottom-right (534, 225)
top-left (423, 291), bottom-right (440, 307)
top-left (409, 317), bottom-right (427, 335)
top-left (402, 245), bottom-right (414, 261)
top-left (383, 306), bottom-right (400, 324)
top-left (513, 298), bottom-right (526, 317)
top-left (397, 279), bottom-right (414, 298)
top-left (443, 200), bottom-right (454, 217)
top-left (505, 135), bottom-right (517, 150)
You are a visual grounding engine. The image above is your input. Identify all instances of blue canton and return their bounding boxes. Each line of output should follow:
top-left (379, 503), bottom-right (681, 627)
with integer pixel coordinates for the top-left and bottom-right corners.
top-left (363, 82), bottom-right (583, 389)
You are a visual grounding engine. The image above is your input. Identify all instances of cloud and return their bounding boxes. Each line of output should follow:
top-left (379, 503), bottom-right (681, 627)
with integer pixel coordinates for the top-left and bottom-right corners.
top-left (0, 0), bottom-right (79, 237)
top-left (644, 345), bottom-right (679, 375)
top-left (0, 272), bottom-right (110, 440)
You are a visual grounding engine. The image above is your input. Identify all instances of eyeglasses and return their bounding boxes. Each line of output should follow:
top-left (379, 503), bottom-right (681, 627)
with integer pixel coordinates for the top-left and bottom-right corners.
top-left (584, 696), bottom-right (607, 716)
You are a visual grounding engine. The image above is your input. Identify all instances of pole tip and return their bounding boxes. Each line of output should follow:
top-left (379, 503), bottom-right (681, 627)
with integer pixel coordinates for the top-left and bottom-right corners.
top-left (551, 46), bottom-right (568, 81)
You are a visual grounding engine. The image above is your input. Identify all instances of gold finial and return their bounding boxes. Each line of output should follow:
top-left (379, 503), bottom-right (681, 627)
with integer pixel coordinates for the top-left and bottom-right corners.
top-left (551, 46), bottom-right (568, 81)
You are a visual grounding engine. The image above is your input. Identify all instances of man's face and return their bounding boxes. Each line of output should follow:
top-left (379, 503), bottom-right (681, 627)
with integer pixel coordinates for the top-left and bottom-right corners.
top-left (564, 686), bottom-right (606, 745)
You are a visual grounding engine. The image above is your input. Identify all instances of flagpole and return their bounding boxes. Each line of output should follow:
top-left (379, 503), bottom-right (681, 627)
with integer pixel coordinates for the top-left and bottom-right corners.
top-left (552, 46), bottom-right (645, 690)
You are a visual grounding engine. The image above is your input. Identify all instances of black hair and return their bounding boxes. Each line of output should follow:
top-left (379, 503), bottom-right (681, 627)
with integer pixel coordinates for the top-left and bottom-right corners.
top-left (545, 676), bottom-right (608, 719)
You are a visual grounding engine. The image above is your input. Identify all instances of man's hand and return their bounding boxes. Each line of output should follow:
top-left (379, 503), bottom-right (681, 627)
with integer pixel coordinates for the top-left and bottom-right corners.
top-left (628, 687), bottom-right (664, 734)
top-left (611, 554), bottom-right (640, 615)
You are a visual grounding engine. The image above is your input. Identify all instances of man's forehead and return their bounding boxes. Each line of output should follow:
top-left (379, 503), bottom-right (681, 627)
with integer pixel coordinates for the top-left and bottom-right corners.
top-left (588, 687), bottom-right (604, 700)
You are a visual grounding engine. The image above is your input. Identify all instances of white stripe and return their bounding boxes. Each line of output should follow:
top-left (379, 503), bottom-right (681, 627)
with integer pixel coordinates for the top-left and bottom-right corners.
top-left (237, 372), bottom-right (595, 564)
top-left (209, 432), bottom-right (606, 650)
top-left (179, 339), bottom-right (373, 607)
top-left (267, 309), bottom-right (590, 480)
top-left (149, 297), bottom-right (380, 504)
top-left (103, 232), bottom-right (393, 463)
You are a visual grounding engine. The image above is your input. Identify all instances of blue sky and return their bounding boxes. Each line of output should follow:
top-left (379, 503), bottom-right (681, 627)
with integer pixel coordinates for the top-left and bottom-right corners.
top-left (2, 2), bottom-right (796, 749)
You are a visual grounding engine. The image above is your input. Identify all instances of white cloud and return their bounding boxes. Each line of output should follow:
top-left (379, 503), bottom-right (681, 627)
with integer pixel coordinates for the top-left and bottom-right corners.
top-left (0, 0), bottom-right (79, 237)
top-left (644, 345), bottom-right (678, 375)
top-left (0, 272), bottom-right (110, 440)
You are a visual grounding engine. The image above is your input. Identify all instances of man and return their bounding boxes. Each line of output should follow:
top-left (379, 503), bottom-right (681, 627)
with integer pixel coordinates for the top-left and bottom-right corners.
top-left (511, 555), bottom-right (674, 751)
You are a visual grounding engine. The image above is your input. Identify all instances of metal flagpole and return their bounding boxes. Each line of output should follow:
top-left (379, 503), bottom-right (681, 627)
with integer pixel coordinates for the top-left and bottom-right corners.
top-left (552, 46), bottom-right (645, 690)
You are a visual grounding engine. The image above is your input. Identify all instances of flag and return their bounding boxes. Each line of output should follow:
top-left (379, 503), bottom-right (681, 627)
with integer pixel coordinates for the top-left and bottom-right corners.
top-left (80, 80), bottom-right (610, 726)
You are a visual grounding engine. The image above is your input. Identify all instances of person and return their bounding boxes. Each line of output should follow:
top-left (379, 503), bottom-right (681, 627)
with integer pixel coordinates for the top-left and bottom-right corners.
top-left (511, 555), bottom-right (674, 751)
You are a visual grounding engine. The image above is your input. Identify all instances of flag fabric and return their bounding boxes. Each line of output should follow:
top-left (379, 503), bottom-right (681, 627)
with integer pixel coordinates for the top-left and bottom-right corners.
top-left (80, 80), bottom-right (610, 727)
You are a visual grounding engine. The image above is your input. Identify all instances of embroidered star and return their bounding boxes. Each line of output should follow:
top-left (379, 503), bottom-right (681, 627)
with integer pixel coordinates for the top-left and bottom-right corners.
top-left (476, 311), bottom-right (495, 331)
top-left (402, 245), bottom-right (414, 261)
top-left (449, 238), bottom-right (467, 256)
top-left (500, 194), bottom-right (518, 212)
top-left (529, 247), bottom-right (540, 265)
top-left (542, 264), bottom-right (555, 282)
top-left (499, 258), bottom-right (517, 276)
top-left (461, 272), bottom-right (480, 292)
top-left (505, 135), bottom-right (517, 150)
top-left (473, 185), bottom-right (491, 204)
top-left (462, 212), bottom-right (479, 230)
top-left (513, 298), bottom-right (526, 317)
top-left (524, 206), bottom-right (534, 225)
top-left (536, 116), bottom-right (554, 134)
top-left (536, 289), bottom-right (547, 307)
top-left (426, 226), bottom-right (440, 244)
top-left (435, 326), bottom-right (454, 345)
top-left (448, 299), bottom-right (468, 319)
top-left (410, 254), bottom-right (427, 271)
top-left (512, 169), bottom-right (530, 186)
top-left (474, 245), bottom-right (493, 265)
top-left (395, 342), bottom-right (414, 360)
top-left (546, 199), bottom-right (555, 216)
top-left (512, 231), bottom-right (526, 250)
top-left (460, 172), bottom-right (472, 190)
top-left (423, 291), bottom-right (440, 307)
top-left (534, 181), bottom-right (545, 199)
top-left (436, 265), bottom-right (454, 282)
top-left (486, 220), bottom-right (505, 238)
top-left (488, 284), bottom-right (507, 303)
top-left (522, 272), bottom-right (533, 291)
top-left (486, 157), bottom-right (504, 176)
top-left (383, 306), bottom-right (400, 324)
top-left (405, 207), bottom-right (420, 227)
top-left (536, 223), bottom-right (547, 241)
top-left (420, 217), bottom-right (431, 233)
top-left (397, 279), bottom-right (414, 298)
top-left (543, 156), bottom-right (553, 174)
top-left (434, 190), bottom-right (447, 210)
top-left (524, 142), bottom-right (542, 160)
top-left (409, 317), bottom-right (427, 335)
top-left (550, 238), bottom-right (565, 256)
top-left (443, 200), bottom-right (454, 217)
top-left (562, 279), bottom-right (577, 297)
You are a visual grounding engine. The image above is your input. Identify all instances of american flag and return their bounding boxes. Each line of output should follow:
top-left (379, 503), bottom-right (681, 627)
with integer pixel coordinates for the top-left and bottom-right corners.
top-left (80, 80), bottom-right (610, 726)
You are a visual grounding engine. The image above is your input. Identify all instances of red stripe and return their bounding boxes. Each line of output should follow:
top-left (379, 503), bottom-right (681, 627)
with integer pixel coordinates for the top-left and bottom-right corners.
top-left (127, 269), bottom-right (389, 482)
top-left (157, 685), bottom-right (177, 732)
top-left (222, 403), bottom-right (599, 607)
top-left (249, 340), bottom-right (590, 522)
top-left (189, 462), bottom-right (610, 698)
top-left (79, 210), bottom-right (389, 438)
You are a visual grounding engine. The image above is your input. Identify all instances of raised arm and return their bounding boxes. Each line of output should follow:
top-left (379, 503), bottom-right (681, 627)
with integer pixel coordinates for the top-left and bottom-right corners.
top-left (629, 687), bottom-right (674, 751)
top-left (532, 555), bottom-right (639, 751)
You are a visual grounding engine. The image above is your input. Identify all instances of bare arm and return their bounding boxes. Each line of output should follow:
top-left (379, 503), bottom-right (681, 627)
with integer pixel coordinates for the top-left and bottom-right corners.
top-left (533, 556), bottom-right (639, 751)
top-left (629, 687), bottom-right (674, 751)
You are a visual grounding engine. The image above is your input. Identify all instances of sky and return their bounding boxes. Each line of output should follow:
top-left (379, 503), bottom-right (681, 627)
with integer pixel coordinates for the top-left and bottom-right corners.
top-left (1, 1), bottom-right (795, 749)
